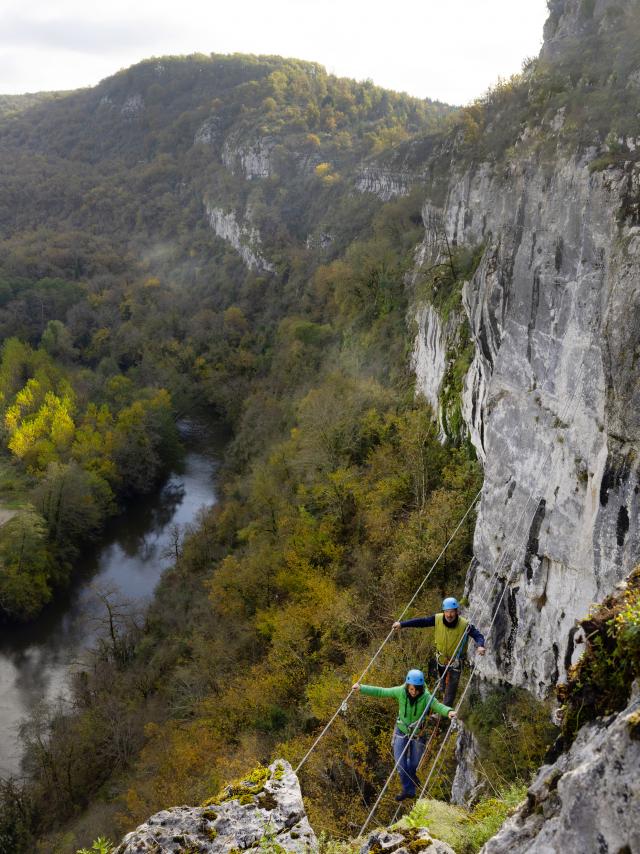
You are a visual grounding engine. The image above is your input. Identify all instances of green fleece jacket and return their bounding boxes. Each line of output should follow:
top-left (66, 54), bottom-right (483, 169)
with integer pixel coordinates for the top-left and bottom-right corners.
top-left (359, 684), bottom-right (452, 735)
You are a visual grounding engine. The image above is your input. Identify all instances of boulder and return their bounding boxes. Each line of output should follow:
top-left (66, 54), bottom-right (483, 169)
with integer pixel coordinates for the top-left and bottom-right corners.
top-left (114, 760), bottom-right (317, 854)
top-left (480, 690), bottom-right (640, 852)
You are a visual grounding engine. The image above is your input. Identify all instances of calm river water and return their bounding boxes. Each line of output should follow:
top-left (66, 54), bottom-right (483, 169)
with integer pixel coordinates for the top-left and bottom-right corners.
top-left (0, 421), bottom-right (225, 777)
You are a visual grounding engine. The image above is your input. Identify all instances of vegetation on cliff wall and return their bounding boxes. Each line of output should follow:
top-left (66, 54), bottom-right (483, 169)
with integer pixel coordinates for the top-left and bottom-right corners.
top-left (558, 565), bottom-right (640, 743)
top-left (397, 783), bottom-right (526, 854)
top-left (462, 685), bottom-right (558, 788)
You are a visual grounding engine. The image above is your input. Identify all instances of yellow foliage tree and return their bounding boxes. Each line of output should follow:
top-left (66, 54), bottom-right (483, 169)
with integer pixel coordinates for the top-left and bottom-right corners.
top-left (5, 382), bottom-right (76, 473)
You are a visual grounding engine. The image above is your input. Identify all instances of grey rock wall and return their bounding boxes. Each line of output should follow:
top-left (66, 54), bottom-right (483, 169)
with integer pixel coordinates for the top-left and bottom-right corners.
top-left (431, 152), bottom-right (640, 696)
top-left (410, 202), bottom-right (472, 441)
top-left (206, 203), bottom-right (275, 273)
top-left (480, 687), bottom-right (640, 853)
top-left (222, 135), bottom-right (275, 180)
top-left (450, 723), bottom-right (486, 806)
top-left (355, 167), bottom-right (412, 200)
top-left (412, 304), bottom-right (462, 435)
top-left (542, 0), bottom-right (640, 61)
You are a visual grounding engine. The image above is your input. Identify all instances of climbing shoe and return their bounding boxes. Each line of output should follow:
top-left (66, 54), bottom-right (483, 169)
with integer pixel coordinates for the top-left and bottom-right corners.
top-left (395, 792), bottom-right (414, 802)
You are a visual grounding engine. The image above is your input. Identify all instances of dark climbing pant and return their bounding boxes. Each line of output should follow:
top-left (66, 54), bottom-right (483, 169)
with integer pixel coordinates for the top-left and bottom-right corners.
top-left (436, 661), bottom-right (461, 707)
top-left (392, 728), bottom-right (426, 796)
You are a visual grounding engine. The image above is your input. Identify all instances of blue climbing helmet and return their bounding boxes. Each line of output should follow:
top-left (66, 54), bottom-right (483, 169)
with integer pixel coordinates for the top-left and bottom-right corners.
top-left (442, 597), bottom-right (459, 611)
top-left (405, 668), bottom-right (425, 686)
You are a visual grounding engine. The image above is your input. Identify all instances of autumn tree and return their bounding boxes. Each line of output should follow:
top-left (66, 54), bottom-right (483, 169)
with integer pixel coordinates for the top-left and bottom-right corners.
top-left (0, 507), bottom-right (52, 620)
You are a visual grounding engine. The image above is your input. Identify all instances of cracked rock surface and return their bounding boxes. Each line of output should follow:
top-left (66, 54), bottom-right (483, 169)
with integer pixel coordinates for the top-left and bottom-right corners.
top-left (480, 690), bottom-right (640, 853)
top-left (114, 760), bottom-right (317, 853)
top-left (407, 0), bottom-right (640, 700)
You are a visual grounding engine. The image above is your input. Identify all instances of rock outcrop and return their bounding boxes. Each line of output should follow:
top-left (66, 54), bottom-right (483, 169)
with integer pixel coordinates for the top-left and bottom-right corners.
top-left (206, 204), bottom-right (275, 273)
top-left (221, 135), bottom-right (275, 180)
top-left (412, 305), bottom-right (461, 432)
top-left (113, 758), bottom-right (463, 854)
top-left (114, 760), bottom-right (317, 854)
top-left (450, 723), bottom-right (486, 807)
top-left (480, 688), bottom-right (640, 853)
top-left (355, 166), bottom-right (412, 200)
top-left (542, 0), bottom-right (640, 61)
top-left (360, 827), bottom-right (455, 854)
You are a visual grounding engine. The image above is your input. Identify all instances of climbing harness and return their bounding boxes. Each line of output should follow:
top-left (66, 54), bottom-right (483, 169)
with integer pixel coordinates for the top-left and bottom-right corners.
top-left (435, 652), bottom-right (463, 671)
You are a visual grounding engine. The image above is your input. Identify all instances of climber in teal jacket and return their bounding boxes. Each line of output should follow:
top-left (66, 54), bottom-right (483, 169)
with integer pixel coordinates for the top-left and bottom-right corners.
top-left (353, 668), bottom-right (456, 801)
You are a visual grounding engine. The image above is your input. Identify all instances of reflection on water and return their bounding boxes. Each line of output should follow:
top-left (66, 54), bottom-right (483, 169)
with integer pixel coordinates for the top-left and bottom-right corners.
top-left (0, 421), bottom-right (224, 777)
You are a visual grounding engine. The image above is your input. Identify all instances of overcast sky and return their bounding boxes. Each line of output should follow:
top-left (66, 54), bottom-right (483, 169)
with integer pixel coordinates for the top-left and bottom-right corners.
top-left (0, 0), bottom-right (549, 105)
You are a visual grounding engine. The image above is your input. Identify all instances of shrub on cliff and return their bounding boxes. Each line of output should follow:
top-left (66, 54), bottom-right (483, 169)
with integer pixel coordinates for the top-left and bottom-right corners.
top-left (558, 566), bottom-right (640, 742)
top-left (397, 783), bottom-right (526, 854)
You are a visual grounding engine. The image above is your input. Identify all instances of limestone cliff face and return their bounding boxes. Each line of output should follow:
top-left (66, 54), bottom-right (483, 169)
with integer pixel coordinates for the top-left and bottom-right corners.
top-left (450, 723), bottom-right (485, 807)
top-left (353, 135), bottom-right (446, 202)
top-left (206, 203), bottom-right (276, 273)
top-left (454, 154), bottom-right (640, 695)
top-left (412, 304), bottom-right (464, 441)
top-left (409, 1), bottom-right (640, 697)
top-left (480, 687), bottom-right (640, 853)
top-left (542, 0), bottom-right (640, 61)
top-left (355, 166), bottom-right (412, 200)
top-left (221, 134), bottom-right (275, 180)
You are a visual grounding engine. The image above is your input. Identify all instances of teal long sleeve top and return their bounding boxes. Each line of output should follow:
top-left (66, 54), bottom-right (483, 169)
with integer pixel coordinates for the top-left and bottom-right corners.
top-left (359, 684), bottom-right (452, 735)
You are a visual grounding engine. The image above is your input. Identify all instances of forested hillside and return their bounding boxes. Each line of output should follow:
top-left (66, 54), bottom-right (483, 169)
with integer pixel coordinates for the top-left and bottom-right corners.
top-left (0, 55), bottom-right (453, 623)
top-left (2, 5), bottom-right (640, 847)
top-left (0, 55), bottom-right (489, 852)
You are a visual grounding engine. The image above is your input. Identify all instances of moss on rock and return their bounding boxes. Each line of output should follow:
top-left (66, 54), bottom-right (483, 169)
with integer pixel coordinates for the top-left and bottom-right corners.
top-left (627, 709), bottom-right (640, 740)
top-left (201, 764), bottom-right (271, 807)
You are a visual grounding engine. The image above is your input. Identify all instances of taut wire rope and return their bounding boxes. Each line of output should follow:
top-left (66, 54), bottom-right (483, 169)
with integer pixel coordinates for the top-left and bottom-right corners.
top-left (415, 356), bottom-right (589, 808)
top-left (362, 349), bottom-right (589, 834)
top-left (294, 489), bottom-right (482, 774)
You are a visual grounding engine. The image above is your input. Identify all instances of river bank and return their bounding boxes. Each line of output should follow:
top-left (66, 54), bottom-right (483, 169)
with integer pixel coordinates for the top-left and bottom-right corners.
top-left (0, 420), bottom-right (226, 778)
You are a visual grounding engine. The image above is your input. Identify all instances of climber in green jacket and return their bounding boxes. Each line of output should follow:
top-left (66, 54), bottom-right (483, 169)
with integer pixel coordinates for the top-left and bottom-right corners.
top-left (352, 668), bottom-right (456, 801)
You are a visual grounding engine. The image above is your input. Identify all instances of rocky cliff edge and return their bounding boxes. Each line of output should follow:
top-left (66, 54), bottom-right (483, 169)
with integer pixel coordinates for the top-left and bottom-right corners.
top-left (113, 761), bottom-right (454, 854)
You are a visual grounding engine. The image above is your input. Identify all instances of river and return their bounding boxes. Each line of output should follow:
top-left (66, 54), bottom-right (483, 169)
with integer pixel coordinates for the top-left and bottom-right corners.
top-left (0, 420), bottom-right (225, 778)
